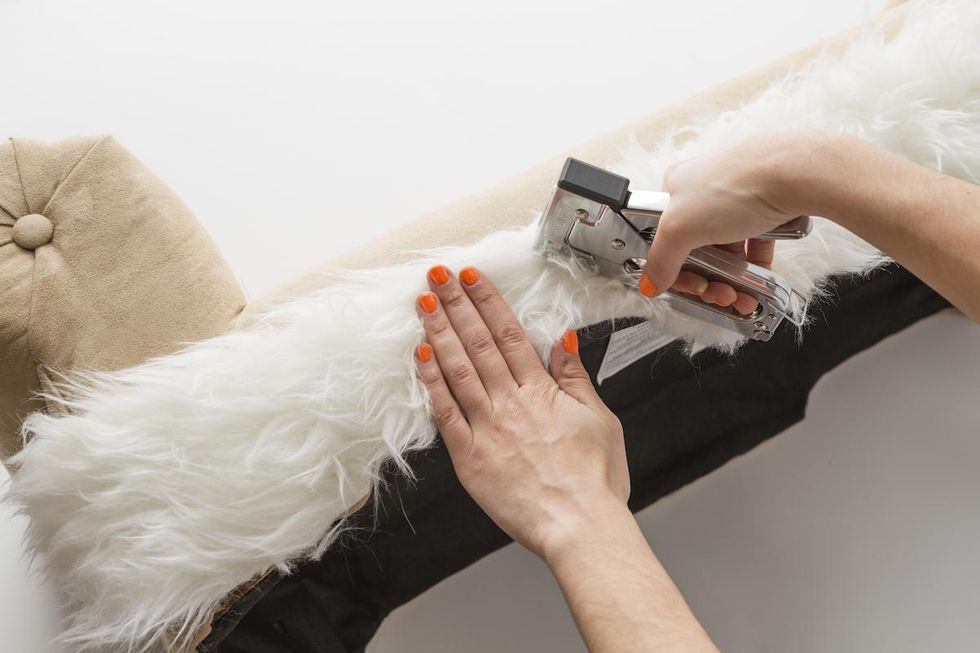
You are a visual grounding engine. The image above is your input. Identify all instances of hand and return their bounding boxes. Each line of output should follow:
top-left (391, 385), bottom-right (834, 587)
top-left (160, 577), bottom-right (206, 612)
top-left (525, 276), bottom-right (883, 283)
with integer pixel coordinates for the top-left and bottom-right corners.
top-left (643, 130), bottom-right (821, 314)
top-left (414, 264), bottom-right (629, 559)
top-left (414, 266), bottom-right (715, 651)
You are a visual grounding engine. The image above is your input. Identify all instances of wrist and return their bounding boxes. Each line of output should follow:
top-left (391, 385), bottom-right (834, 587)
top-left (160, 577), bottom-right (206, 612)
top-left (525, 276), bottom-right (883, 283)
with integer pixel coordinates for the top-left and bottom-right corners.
top-left (535, 492), bottom-right (636, 568)
top-left (765, 129), bottom-right (912, 232)
top-left (762, 129), bottom-right (852, 218)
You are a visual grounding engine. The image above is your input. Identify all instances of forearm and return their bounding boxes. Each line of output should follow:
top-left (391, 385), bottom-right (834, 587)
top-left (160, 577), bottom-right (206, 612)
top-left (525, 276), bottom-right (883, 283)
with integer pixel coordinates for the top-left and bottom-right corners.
top-left (541, 497), bottom-right (717, 653)
top-left (783, 132), bottom-right (980, 321)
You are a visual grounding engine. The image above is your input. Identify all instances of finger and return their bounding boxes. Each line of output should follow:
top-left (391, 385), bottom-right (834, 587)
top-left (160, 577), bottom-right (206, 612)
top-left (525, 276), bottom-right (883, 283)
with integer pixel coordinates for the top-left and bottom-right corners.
top-left (716, 241), bottom-right (746, 257)
top-left (710, 241), bottom-right (766, 313)
top-left (456, 266), bottom-right (552, 386)
top-left (415, 343), bottom-right (471, 453)
top-left (701, 281), bottom-right (737, 307)
top-left (549, 330), bottom-right (602, 409)
top-left (426, 265), bottom-right (517, 395)
top-left (670, 270), bottom-right (709, 296)
top-left (642, 214), bottom-right (697, 298)
top-left (745, 239), bottom-right (775, 268)
top-left (733, 292), bottom-right (760, 316)
top-left (416, 291), bottom-right (492, 419)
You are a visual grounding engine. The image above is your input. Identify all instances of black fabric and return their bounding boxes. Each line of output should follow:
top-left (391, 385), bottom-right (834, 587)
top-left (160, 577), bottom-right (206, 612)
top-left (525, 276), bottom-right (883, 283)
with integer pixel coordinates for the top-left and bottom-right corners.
top-left (206, 265), bottom-right (948, 653)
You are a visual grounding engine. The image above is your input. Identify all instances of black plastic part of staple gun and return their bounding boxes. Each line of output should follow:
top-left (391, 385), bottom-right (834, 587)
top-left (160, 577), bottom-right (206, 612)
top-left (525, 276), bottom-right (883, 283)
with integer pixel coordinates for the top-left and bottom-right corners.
top-left (558, 157), bottom-right (630, 211)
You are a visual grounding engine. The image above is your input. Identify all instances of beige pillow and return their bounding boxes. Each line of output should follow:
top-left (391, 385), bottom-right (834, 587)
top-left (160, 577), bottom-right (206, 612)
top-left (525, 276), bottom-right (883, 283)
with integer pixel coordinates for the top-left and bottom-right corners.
top-left (0, 135), bottom-right (245, 465)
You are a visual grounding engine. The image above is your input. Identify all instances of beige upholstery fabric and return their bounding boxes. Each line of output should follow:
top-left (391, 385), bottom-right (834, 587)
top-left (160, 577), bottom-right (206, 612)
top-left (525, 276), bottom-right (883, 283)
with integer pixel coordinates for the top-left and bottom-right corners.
top-left (0, 136), bottom-right (246, 465)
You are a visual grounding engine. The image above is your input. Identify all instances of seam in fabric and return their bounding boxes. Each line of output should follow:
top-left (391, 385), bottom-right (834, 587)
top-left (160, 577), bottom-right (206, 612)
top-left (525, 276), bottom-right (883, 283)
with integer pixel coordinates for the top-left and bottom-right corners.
top-left (0, 140), bottom-right (21, 218)
top-left (40, 135), bottom-right (111, 216)
top-left (0, 201), bottom-right (17, 222)
top-left (9, 137), bottom-right (32, 215)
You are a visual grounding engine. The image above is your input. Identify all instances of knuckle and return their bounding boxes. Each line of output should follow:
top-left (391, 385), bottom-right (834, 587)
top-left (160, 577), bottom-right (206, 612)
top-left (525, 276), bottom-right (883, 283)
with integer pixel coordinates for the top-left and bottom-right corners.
top-left (651, 220), bottom-right (695, 265)
top-left (474, 288), bottom-right (499, 308)
top-left (599, 409), bottom-right (625, 439)
top-left (657, 213), bottom-right (689, 242)
top-left (662, 160), bottom-right (692, 192)
top-left (495, 323), bottom-right (526, 350)
top-left (562, 364), bottom-right (592, 383)
top-left (606, 411), bottom-right (624, 434)
top-left (523, 381), bottom-right (556, 407)
top-left (443, 289), bottom-right (468, 310)
top-left (467, 329), bottom-right (497, 356)
top-left (418, 365), bottom-right (442, 385)
top-left (433, 403), bottom-right (461, 428)
top-left (464, 446), bottom-right (485, 475)
top-left (428, 316), bottom-right (453, 337)
top-left (494, 388), bottom-right (523, 417)
top-left (446, 360), bottom-right (475, 385)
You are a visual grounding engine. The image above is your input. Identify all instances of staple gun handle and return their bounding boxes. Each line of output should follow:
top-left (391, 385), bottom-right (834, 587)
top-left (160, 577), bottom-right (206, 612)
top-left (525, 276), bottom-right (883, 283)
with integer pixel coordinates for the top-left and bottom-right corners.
top-left (622, 245), bottom-right (803, 340)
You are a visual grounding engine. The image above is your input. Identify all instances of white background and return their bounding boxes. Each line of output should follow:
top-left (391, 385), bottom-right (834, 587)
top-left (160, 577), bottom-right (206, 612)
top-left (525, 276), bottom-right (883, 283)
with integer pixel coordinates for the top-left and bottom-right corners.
top-left (3, 1), bottom-right (980, 652)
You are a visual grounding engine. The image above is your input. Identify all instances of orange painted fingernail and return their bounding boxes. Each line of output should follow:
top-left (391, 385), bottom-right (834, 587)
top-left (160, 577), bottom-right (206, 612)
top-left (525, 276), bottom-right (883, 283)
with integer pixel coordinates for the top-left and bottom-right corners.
top-left (638, 274), bottom-right (657, 297)
top-left (428, 264), bottom-right (450, 285)
top-left (562, 329), bottom-right (578, 353)
top-left (418, 291), bottom-right (438, 313)
top-left (416, 343), bottom-right (433, 362)
top-left (459, 266), bottom-right (480, 286)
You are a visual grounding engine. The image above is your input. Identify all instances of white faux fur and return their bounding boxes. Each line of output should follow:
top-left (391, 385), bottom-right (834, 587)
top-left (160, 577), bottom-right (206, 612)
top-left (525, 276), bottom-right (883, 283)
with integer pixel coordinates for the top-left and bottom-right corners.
top-left (8, 1), bottom-right (980, 650)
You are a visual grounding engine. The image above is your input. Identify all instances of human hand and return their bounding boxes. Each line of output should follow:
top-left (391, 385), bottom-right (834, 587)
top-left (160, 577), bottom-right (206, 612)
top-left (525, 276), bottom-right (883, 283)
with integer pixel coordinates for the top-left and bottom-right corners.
top-left (414, 264), bottom-right (630, 560)
top-left (643, 130), bottom-right (820, 314)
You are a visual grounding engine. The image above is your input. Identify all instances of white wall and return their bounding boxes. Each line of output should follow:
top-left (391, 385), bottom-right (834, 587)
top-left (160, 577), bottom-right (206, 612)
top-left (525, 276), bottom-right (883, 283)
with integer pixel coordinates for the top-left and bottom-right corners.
top-left (7, 1), bottom-right (979, 652)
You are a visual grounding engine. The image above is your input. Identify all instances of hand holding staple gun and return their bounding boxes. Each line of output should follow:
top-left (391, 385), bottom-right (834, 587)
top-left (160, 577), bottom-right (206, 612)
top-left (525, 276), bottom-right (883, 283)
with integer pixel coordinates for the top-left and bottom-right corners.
top-left (415, 129), bottom-right (980, 653)
top-left (640, 128), bottom-right (980, 325)
top-left (537, 148), bottom-right (812, 341)
top-left (540, 128), bottom-right (980, 339)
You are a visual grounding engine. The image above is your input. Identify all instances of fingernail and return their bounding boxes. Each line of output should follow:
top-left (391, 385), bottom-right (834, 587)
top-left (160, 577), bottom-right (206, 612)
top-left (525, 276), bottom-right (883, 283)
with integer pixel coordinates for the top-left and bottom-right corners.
top-left (418, 291), bottom-right (438, 313)
top-left (638, 274), bottom-right (657, 297)
top-left (562, 329), bottom-right (578, 353)
top-left (695, 277), bottom-right (709, 296)
top-left (459, 266), bottom-right (480, 286)
top-left (428, 264), bottom-right (450, 285)
top-left (416, 343), bottom-right (433, 362)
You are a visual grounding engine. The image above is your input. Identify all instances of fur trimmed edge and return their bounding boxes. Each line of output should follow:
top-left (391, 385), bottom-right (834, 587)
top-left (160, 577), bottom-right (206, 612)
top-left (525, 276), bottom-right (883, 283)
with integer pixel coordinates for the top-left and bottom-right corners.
top-left (6, 1), bottom-right (980, 650)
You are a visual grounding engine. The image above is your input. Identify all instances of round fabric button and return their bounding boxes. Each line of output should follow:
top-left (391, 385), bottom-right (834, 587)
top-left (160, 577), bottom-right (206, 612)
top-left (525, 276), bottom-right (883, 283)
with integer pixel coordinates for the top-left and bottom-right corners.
top-left (12, 213), bottom-right (54, 250)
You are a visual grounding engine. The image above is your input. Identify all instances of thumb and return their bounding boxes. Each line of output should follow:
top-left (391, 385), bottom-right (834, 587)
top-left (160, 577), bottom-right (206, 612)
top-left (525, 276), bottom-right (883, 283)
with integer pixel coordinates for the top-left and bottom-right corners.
top-left (549, 330), bottom-right (602, 407)
top-left (641, 213), bottom-right (695, 297)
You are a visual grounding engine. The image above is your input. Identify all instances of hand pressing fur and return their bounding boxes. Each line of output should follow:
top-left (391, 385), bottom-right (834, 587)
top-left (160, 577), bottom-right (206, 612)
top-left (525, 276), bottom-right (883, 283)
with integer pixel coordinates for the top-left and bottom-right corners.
top-left (414, 265), bottom-right (717, 653)
top-left (413, 264), bottom-right (628, 559)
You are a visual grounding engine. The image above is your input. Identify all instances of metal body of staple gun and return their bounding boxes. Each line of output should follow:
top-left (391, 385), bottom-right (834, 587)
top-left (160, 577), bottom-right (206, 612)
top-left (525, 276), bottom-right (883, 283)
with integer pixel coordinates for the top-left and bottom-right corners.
top-left (536, 158), bottom-right (811, 341)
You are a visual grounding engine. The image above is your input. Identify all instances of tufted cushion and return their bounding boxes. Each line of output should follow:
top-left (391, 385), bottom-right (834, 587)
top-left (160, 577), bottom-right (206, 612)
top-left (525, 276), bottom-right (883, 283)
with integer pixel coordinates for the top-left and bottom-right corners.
top-left (0, 135), bottom-right (246, 464)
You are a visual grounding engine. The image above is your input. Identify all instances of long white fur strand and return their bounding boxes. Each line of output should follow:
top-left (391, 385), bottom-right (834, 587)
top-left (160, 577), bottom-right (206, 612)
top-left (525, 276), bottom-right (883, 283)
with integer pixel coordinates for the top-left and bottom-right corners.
top-left (7, 1), bottom-right (980, 650)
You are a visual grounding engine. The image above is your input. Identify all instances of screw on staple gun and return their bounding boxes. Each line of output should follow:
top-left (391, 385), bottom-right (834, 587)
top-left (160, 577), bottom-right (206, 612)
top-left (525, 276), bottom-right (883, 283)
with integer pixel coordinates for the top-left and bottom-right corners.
top-left (535, 158), bottom-right (811, 341)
